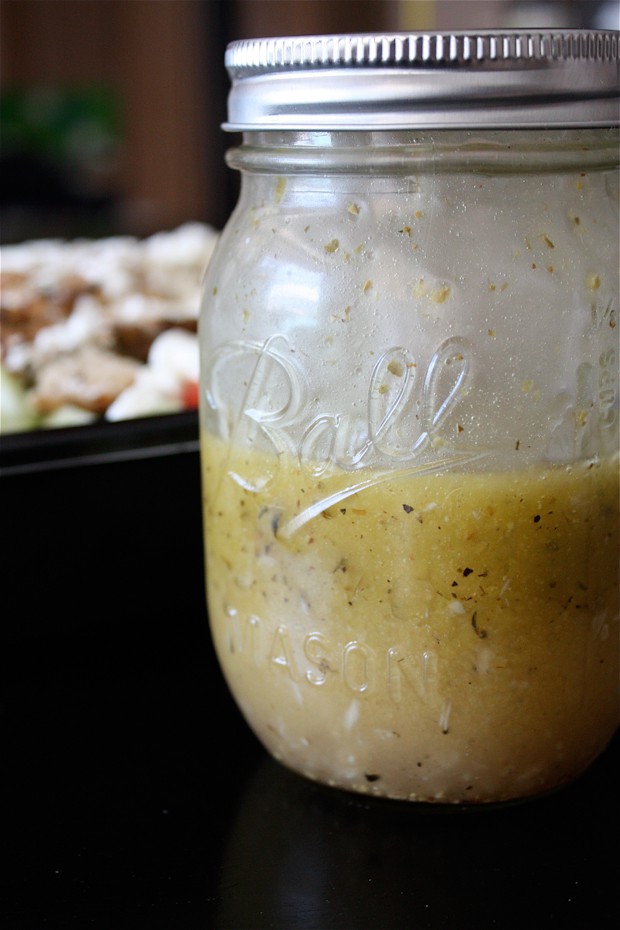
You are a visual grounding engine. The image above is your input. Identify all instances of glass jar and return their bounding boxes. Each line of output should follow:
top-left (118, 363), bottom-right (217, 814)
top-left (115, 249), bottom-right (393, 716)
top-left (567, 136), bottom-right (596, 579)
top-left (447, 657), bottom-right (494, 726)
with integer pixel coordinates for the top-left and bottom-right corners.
top-left (199, 31), bottom-right (620, 804)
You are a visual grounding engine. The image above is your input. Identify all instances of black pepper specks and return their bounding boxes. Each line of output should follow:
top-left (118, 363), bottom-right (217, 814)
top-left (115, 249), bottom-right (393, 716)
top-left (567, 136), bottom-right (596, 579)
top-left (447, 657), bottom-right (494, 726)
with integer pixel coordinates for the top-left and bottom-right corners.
top-left (365, 773), bottom-right (381, 782)
top-left (471, 611), bottom-right (487, 639)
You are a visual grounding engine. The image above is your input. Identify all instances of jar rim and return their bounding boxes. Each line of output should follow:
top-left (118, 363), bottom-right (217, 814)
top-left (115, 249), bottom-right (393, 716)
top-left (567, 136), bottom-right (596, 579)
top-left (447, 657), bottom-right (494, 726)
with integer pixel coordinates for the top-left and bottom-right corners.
top-left (223, 30), bottom-right (620, 131)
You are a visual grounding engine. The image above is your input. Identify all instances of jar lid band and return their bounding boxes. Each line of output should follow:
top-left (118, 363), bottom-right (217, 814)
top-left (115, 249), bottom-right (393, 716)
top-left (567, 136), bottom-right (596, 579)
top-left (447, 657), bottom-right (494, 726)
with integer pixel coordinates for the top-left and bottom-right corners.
top-left (223, 30), bottom-right (620, 130)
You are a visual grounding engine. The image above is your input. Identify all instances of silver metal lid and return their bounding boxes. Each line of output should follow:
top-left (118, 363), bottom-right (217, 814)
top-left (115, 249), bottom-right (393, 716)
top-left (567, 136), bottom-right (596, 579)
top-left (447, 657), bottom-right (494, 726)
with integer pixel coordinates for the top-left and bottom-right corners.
top-left (224, 30), bottom-right (620, 130)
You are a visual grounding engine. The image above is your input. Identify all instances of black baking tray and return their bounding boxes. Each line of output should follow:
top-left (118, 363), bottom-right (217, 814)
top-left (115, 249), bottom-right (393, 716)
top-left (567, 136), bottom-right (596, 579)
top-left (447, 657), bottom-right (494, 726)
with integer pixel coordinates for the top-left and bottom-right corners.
top-left (1, 411), bottom-right (206, 640)
top-left (0, 409), bottom-right (200, 476)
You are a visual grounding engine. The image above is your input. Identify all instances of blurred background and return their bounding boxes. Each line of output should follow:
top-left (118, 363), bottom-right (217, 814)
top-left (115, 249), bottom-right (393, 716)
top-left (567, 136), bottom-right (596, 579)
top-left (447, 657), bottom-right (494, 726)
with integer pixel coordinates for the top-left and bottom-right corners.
top-left (1, 0), bottom-right (618, 246)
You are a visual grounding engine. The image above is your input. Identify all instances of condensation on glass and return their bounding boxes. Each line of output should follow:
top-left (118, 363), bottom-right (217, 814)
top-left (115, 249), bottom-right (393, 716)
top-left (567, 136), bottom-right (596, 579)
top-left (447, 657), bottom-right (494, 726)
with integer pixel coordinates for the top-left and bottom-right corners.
top-left (199, 31), bottom-right (620, 804)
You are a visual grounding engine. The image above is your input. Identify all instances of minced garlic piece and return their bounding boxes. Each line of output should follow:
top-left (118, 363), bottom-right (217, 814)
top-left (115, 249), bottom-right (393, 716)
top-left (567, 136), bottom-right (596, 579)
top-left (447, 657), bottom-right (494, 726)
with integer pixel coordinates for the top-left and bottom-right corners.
top-left (432, 286), bottom-right (451, 304)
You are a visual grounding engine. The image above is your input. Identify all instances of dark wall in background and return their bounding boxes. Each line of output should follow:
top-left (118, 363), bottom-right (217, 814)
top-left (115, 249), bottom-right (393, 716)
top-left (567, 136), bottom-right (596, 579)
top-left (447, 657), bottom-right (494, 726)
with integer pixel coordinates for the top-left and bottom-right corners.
top-left (0, 0), bottom-right (230, 241)
top-left (0, 0), bottom-right (398, 243)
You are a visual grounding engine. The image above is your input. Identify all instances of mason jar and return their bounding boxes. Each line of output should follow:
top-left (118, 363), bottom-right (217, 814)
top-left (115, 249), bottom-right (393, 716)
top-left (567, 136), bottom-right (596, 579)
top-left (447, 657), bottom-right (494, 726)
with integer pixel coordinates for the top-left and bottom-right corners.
top-left (199, 31), bottom-right (619, 804)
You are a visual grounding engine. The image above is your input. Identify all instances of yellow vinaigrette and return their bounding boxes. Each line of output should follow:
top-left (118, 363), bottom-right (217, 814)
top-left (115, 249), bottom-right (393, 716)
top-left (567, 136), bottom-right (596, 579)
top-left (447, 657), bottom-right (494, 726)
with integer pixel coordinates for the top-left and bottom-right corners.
top-left (202, 436), bottom-right (619, 804)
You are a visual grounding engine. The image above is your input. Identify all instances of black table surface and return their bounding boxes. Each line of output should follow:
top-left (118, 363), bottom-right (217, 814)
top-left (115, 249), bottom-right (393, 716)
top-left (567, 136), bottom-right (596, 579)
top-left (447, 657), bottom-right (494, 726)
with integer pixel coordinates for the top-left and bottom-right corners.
top-left (2, 415), bottom-right (619, 929)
